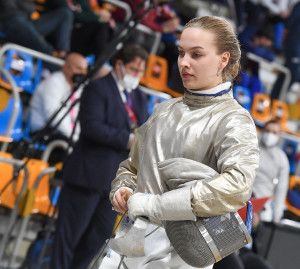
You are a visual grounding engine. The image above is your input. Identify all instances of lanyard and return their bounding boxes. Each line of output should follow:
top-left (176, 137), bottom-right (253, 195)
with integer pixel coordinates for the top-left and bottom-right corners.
top-left (124, 90), bottom-right (138, 129)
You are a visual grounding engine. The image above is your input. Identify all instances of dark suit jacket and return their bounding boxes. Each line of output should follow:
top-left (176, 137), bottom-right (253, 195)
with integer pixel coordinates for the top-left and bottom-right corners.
top-left (63, 73), bottom-right (148, 191)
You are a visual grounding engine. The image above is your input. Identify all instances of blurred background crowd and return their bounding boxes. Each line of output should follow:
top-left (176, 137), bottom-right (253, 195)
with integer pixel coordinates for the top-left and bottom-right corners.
top-left (0, 1), bottom-right (300, 269)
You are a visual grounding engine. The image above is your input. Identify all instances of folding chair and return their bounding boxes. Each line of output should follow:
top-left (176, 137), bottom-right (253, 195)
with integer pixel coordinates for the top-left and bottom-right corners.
top-left (251, 93), bottom-right (271, 127)
top-left (140, 54), bottom-right (182, 97)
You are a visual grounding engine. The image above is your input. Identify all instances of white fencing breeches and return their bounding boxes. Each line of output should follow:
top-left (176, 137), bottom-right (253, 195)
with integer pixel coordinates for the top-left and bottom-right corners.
top-left (98, 224), bottom-right (213, 269)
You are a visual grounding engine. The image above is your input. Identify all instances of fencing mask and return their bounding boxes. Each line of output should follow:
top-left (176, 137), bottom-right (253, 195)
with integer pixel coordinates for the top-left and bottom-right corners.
top-left (165, 212), bottom-right (252, 268)
top-left (157, 157), bottom-right (253, 267)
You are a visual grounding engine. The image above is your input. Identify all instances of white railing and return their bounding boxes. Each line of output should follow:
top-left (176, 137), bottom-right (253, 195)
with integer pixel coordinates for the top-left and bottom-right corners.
top-left (0, 43), bottom-right (64, 151)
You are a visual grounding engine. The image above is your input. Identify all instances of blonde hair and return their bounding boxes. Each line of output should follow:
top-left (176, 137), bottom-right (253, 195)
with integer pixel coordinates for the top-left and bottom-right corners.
top-left (184, 16), bottom-right (241, 82)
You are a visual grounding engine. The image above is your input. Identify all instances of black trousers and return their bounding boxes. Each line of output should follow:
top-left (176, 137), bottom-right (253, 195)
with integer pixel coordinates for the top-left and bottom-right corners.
top-left (213, 252), bottom-right (245, 269)
top-left (213, 249), bottom-right (273, 269)
top-left (51, 183), bottom-right (117, 269)
top-left (71, 21), bottom-right (110, 57)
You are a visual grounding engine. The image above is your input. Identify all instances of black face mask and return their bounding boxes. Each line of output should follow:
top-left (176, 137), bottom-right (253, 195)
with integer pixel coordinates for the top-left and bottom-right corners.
top-left (72, 74), bottom-right (85, 86)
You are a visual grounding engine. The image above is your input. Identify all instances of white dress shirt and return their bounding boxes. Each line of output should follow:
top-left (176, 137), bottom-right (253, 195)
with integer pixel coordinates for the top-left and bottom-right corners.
top-left (111, 70), bottom-right (134, 148)
top-left (29, 71), bottom-right (81, 141)
top-left (111, 70), bottom-right (127, 103)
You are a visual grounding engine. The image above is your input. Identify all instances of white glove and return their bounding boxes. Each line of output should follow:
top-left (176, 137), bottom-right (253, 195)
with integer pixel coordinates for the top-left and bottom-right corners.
top-left (127, 187), bottom-right (196, 223)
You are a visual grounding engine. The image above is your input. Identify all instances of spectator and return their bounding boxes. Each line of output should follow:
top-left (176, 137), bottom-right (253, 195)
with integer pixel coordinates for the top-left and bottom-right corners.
top-left (113, 0), bottom-right (180, 52)
top-left (272, 2), bottom-right (300, 99)
top-left (67, 0), bottom-right (115, 58)
top-left (113, 0), bottom-right (179, 33)
top-left (215, 120), bottom-right (290, 269)
top-left (244, 0), bottom-right (293, 30)
top-left (51, 44), bottom-right (149, 269)
top-left (213, 108), bottom-right (289, 269)
top-left (239, 26), bottom-right (275, 62)
top-left (0, 0), bottom-right (73, 58)
top-left (114, 0), bottom-right (181, 89)
top-left (29, 53), bottom-right (88, 142)
top-left (253, 119), bottom-right (290, 223)
top-left (239, 26), bottom-right (275, 79)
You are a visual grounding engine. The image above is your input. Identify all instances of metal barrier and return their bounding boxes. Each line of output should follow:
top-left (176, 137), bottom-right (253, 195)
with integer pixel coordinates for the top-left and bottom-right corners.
top-left (5, 139), bottom-right (69, 267)
top-left (0, 43), bottom-right (64, 152)
top-left (0, 157), bottom-right (29, 265)
top-left (41, 139), bottom-right (69, 163)
top-left (105, 0), bottom-right (132, 21)
top-left (0, 66), bottom-right (20, 152)
top-left (8, 167), bottom-right (56, 268)
top-left (135, 24), bottom-right (162, 55)
top-left (246, 52), bottom-right (291, 101)
top-left (0, 43), bottom-right (64, 67)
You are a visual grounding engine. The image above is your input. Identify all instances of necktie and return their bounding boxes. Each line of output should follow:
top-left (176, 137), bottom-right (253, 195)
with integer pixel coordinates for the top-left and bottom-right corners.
top-left (123, 90), bottom-right (137, 129)
top-left (124, 90), bottom-right (133, 108)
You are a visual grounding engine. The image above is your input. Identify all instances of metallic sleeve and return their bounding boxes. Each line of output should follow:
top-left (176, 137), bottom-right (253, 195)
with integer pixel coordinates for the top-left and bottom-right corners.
top-left (191, 113), bottom-right (259, 217)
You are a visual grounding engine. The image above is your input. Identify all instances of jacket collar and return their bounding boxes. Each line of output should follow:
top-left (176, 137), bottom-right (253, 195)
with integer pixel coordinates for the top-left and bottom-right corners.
top-left (183, 82), bottom-right (233, 108)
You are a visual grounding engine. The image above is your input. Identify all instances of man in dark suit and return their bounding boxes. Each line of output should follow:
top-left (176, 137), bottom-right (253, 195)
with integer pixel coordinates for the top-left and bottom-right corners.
top-left (51, 44), bottom-right (149, 269)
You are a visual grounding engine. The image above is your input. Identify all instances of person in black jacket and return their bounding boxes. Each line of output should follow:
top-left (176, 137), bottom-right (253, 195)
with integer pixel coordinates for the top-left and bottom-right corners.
top-left (70, 0), bottom-right (115, 58)
top-left (0, 0), bottom-right (72, 57)
top-left (45, 0), bottom-right (114, 58)
top-left (51, 43), bottom-right (149, 269)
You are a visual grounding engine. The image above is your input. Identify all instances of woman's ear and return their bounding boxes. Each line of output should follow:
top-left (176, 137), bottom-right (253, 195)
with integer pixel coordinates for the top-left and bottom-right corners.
top-left (220, 51), bottom-right (230, 69)
top-left (217, 51), bottom-right (230, 76)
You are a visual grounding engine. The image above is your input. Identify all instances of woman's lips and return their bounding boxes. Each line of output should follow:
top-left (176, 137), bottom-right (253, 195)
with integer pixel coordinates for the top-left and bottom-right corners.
top-left (181, 72), bottom-right (193, 79)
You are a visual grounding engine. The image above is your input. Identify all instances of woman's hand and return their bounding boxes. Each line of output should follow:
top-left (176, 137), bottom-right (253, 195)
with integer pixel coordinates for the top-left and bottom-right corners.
top-left (112, 187), bottom-right (133, 213)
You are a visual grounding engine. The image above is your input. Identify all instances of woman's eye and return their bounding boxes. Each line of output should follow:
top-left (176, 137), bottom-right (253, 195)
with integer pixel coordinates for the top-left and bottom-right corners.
top-left (192, 53), bottom-right (202, 58)
top-left (178, 50), bottom-right (184, 57)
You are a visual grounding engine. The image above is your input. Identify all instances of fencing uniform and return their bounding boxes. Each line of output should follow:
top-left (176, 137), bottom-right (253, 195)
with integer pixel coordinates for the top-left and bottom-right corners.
top-left (99, 82), bottom-right (259, 269)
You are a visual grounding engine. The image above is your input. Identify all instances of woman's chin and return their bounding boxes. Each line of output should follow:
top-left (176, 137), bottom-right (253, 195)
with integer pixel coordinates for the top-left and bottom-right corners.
top-left (182, 81), bottom-right (193, 89)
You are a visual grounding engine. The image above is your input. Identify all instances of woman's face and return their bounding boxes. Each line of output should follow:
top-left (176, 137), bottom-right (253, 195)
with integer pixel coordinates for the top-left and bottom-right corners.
top-left (178, 27), bottom-right (229, 91)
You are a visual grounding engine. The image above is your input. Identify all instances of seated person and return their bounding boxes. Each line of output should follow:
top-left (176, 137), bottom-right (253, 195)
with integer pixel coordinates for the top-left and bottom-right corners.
top-left (70, 0), bottom-right (115, 58)
top-left (29, 53), bottom-right (88, 142)
top-left (0, 0), bottom-right (73, 57)
top-left (239, 27), bottom-right (275, 62)
top-left (113, 0), bottom-right (179, 33)
top-left (113, 0), bottom-right (180, 53)
top-left (253, 119), bottom-right (290, 222)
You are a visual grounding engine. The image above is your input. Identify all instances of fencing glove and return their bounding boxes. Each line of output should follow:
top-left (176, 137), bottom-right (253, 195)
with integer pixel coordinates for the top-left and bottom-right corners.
top-left (127, 187), bottom-right (196, 223)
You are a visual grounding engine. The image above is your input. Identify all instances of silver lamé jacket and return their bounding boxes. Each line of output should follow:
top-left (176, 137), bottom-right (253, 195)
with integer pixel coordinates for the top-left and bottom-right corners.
top-left (110, 89), bottom-right (260, 217)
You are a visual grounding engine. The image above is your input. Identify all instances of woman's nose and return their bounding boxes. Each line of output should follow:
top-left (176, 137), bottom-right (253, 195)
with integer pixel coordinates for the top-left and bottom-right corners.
top-left (178, 55), bottom-right (190, 68)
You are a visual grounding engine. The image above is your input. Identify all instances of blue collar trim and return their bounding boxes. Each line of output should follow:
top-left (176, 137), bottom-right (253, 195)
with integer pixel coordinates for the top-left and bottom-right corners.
top-left (185, 88), bottom-right (231, 97)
